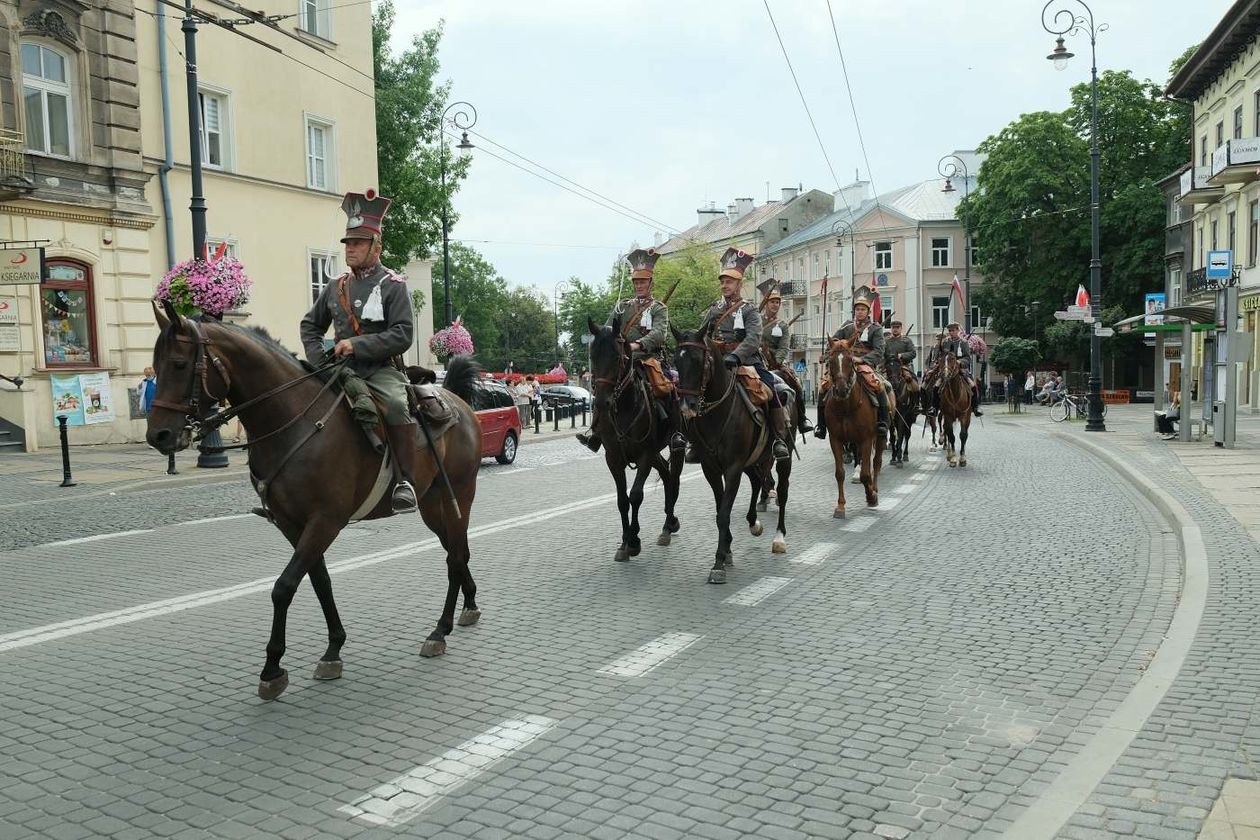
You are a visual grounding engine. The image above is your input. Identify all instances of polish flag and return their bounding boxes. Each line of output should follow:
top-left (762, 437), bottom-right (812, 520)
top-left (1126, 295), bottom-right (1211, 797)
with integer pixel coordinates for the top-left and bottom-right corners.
top-left (951, 274), bottom-right (965, 306)
top-left (871, 292), bottom-right (883, 325)
top-left (1075, 284), bottom-right (1090, 307)
top-left (819, 273), bottom-right (828, 297)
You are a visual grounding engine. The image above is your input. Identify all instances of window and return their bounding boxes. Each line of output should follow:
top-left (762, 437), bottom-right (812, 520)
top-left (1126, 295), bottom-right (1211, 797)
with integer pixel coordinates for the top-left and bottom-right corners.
top-left (1170, 276), bottom-right (1182, 307)
top-left (931, 237), bottom-right (950, 267)
top-left (1200, 135), bottom-right (1208, 167)
top-left (970, 305), bottom-right (983, 331)
top-left (199, 90), bottom-right (228, 169)
top-left (1211, 219), bottom-right (1219, 251)
top-left (1255, 92), bottom-right (1260, 137)
top-left (1216, 121), bottom-right (1225, 148)
top-left (300, 0), bottom-right (331, 39)
top-left (880, 294), bottom-right (894, 318)
top-left (207, 238), bottom-right (238, 259)
top-left (305, 116), bottom-right (334, 190)
top-left (40, 260), bottom-right (96, 367)
top-left (309, 250), bottom-right (339, 303)
top-left (874, 241), bottom-right (892, 270)
top-left (931, 296), bottom-right (950, 330)
top-left (969, 237), bottom-right (979, 267)
top-left (21, 42), bottom-right (73, 157)
top-left (1250, 201), bottom-right (1258, 266)
top-left (1229, 210), bottom-right (1237, 256)
top-left (1235, 105), bottom-right (1245, 140)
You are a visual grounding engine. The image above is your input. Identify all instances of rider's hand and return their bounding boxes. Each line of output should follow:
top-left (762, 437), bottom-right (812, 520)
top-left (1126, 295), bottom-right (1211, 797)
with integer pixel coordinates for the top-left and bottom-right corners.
top-left (629, 342), bottom-right (641, 353)
top-left (333, 339), bottom-right (356, 358)
top-left (723, 353), bottom-right (740, 369)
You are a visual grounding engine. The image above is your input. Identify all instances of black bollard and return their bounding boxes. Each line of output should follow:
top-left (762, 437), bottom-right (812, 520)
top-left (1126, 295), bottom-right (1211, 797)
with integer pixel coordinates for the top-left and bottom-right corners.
top-left (56, 415), bottom-right (76, 487)
top-left (534, 405), bottom-right (541, 435)
top-left (196, 427), bottom-right (229, 468)
top-left (570, 399), bottom-right (577, 428)
top-left (167, 451), bottom-right (178, 475)
top-left (582, 404), bottom-right (587, 427)
top-left (553, 404), bottom-right (559, 431)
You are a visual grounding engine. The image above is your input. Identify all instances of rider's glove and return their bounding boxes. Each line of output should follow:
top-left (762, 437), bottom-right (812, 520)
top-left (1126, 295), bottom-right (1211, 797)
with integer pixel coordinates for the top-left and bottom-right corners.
top-left (723, 353), bottom-right (740, 369)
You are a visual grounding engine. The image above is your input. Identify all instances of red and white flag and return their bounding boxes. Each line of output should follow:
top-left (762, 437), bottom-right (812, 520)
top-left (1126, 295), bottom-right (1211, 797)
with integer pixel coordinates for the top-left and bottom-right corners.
top-left (819, 273), bottom-right (828, 297)
top-left (1075, 284), bottom-right (1090, 308)
top-left (951, 274), bottom-right (965, 306)
top-left (871, 292), bottom-right (883, 325)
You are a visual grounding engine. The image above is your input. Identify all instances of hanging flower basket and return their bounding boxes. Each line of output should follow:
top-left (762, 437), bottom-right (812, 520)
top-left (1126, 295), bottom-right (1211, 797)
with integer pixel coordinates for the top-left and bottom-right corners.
top-left (967, 333), bottom-right (988, 357)
top-left (155, 257), bottom-right (252, 319)
top-left (429, 317), bottom-right (474, 359)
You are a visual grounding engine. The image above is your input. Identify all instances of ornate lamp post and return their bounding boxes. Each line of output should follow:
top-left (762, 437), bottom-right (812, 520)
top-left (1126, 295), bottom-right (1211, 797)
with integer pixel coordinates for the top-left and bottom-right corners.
top-left (553, 278), bottom-right (570, 370)
top-left (1042, 0), bottom-right (1108, 432)
top-left (939, 154), bottom-right (973, 335)
top-left (440, 101), bottom-right (476, 328)
top-left (830, 218), bottom-right (856, 307)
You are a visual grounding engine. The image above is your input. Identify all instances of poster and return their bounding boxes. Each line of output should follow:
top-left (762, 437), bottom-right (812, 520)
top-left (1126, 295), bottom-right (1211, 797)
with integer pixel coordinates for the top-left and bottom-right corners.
top-left (50, 374), bottom-right (86, 426)
top-left (0, 325), bottom-right (17, 352)
top-left (1144, 292), bottom-right (1167, 326)
top-left (0, 248), bottom-right (43, 285)
top-left (79, 372), bottom-right (115, 425)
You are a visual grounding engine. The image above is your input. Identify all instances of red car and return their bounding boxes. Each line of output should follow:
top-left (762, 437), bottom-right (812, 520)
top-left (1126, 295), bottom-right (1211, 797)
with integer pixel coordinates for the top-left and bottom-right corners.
top-left (470, 378), bottom-right (522, 464)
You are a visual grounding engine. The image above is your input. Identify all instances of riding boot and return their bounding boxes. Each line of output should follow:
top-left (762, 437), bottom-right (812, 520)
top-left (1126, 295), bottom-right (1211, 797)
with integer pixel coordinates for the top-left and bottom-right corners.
top-left (875, 389), bottom-right (890, 437)
top-left (667, 400), bottom-right (687, 452)
top-left (771, 404), bottom-right (791, 461)
top-left (794, 385), bottom-right (813, 432)
top-left (576, 406), bottom-right (602, 452)
top-left (386, 424), bottom-right (419, 513)
top-left (971, 384), bottom-right (984, 416)
top-left (814, 399), bottom-right (827, 440)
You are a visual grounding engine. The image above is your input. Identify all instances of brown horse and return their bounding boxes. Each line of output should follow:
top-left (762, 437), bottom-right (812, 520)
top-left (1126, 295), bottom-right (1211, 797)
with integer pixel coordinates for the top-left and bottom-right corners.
top-left (823, 337), bottom-right (893, 517)
top-left (937, 352), bottom-right (973, 467)
top-left (144, 302), bottom-right (483, 700)
top-left (886, 359), bottom-right (919, 467)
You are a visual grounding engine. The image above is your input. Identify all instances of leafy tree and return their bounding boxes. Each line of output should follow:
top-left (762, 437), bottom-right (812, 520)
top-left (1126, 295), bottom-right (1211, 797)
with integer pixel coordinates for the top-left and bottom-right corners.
top-left (557, 274), bottom-right (618, 364)
top-left (487, 287), bottom-right (556, 373)
top-left (653, 244), bottom-right (721, 331)
top-left (988, 337), bottom-right (1041, 375)
top-left (436, 242), bottom-right (507, 358)
top-left (372, 4), bottom-right (469, 266)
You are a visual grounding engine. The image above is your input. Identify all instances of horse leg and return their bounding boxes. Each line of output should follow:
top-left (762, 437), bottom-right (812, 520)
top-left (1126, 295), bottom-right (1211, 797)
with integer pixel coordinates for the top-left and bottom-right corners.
top-left (945, 416), bottom-right (958, 466)
top-left (745, 466), bottom-right (764, 537)
top-left (705, 462), bottom-right (739, 583)
top-left (758, 464), bottom-right (771, 512)
top-left (959, 416), bottom-right (969, 468)
top-left (626, 462), bottom-right (651, 557)
top-left (862, 441), bottom-right (878, 507)
top-left (259, 518), bottom-right (339, 700)
top-left (829, 436), bottom-right (848, 518)
top-left (656, 451), bottom-right (682, 546)
top-left (872, 433), bottom-right (885, 501)
top-left (609, 457), bottom-right (634, 562)
top-left (772, 456), bottom-right (789, 554)
top-left (307, 558), bottom-right (346, 681)
top-left (413, 491), bottom-right (475, 656)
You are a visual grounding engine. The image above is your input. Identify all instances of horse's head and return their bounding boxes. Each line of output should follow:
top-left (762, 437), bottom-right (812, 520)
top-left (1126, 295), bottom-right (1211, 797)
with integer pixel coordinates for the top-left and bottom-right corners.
top-left (672, 322), bottom-right (711, 419)
top-left (145, 300), bottom-right (230, 454)
top-left (587, 316), bottom-right (628, 409)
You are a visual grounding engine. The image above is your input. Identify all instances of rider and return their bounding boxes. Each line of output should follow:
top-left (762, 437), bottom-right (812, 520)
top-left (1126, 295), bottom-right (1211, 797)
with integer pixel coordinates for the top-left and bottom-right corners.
top-left (814, 287), bottom-right (891, 439)
top-left (688, 247), bottom-right (791, 464)
top-left (300, 189), bottom-right (419, 513)
top-left (576, 247), bottom-right (686, 453)
top-left (760, 287), bottom-right (812, 433)
top-left (883, 319), bottom-right (917, 378)
top-left (935, 321), bottom-right (984, 417)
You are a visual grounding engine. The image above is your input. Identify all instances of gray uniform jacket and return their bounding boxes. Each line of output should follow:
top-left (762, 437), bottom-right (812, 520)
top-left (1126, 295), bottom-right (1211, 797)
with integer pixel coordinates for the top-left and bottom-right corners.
top-left (762, 318), bottom-right (790, 366)
top-left (941, 336), bottom-right (972, 372)
top-left (833, 320), bottom-right (884, 369)
top-left (884, 335), bottom-right (917, 370)
top-left (608, 296), bottom-right (668, 359)
top-left (300, 261), bottom-right (414, 378)
top-left (701, 297), bottom-right (762, 366)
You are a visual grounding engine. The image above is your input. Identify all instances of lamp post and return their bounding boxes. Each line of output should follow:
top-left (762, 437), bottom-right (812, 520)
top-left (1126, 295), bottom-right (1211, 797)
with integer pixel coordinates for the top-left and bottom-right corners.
top-left (440, 101), bottom-right (476, 328)
top-left (939, 154), bottom-right (973, 335)
top-left (831, 218), bottom-right (856, 320)
top-left (1042, 0), bottom-right (1107, 432)
top-left (554, 278), bottom-right (570, 370)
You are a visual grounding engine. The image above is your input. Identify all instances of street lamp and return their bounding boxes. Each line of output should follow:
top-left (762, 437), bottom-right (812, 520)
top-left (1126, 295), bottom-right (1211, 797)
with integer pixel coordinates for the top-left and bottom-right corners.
top-left (554, 279), bottom-right (570, 370)
top-left (939, 154), bottom-right (973, 335)
top-left (1042, 0), bottom-right (1107, 432)
top-left (831, 218), bottom-right (856, 314)
top-left (440, 101), bottom-right (476, 328)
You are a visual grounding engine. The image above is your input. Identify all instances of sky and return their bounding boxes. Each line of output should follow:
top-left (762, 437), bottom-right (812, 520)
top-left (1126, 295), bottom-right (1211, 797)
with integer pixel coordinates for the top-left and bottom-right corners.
top-left (388, 0), bottom-right (1211, 302)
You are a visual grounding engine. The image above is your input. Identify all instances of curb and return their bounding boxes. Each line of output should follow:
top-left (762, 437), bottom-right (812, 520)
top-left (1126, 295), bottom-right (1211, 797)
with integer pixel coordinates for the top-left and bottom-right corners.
top-left (1000, 431), bottom-right (1208, 839)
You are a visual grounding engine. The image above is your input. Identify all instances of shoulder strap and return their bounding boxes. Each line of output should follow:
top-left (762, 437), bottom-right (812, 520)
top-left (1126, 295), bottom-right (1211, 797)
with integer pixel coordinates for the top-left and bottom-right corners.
top-left (337, 275), bottom-right (362, 336)
top-left (716, 298), bottom-right (744, 327)
top-left (620, 297), bottom-right (655, 341)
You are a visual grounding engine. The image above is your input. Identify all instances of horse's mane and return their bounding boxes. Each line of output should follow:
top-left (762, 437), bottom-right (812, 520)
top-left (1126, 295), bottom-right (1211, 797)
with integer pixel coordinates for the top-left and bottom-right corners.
top-left (443, 355), bottom-right (481, 405)
top-left (217, 322), bottom-right (303, 370)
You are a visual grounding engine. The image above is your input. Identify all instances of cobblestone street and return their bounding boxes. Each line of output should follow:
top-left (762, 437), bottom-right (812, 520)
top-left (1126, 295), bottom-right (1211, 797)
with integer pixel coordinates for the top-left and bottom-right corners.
top-left (1, 408), bottom-right (1258, 839)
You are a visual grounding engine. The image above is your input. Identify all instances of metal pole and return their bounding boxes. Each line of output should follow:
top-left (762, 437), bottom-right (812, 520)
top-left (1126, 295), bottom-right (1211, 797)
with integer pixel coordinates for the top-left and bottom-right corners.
top-left (183, 0), bottom-right (206, 258)
top-left (57, 415), bottom-right (76, 487)
top-left (441, 154), bottom-right (452, 328)
top-left (1084, 35), bottom-right (1105, 432)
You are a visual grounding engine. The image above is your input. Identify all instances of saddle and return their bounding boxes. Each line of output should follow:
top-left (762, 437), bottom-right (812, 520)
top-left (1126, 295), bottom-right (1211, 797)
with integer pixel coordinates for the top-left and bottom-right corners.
top-left (735, 365), bottom-right (771, 407)
top-left (639, 357), bottom-right (674, 400)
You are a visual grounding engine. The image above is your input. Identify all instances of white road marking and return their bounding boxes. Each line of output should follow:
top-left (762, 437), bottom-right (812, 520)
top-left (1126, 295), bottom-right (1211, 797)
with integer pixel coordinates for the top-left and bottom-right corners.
top-left (177, 514), bottom-right (254, 527)
top-left (339, 715), bottom-right (557, 827)
top-left (888, 484), bottom-right (915, 495)
top-left (489, 467), bottom-right (534, 476)
top-left (0, 473), bottom-right (707, 655)
top-left (841, 517), bottom-right (877, 532)
top-left (908, 473), bottom-right (930, 482)
top-left (791, 542), bottom-right (836, 567)
top-left (723, 576), bottom-right (794, 606)
top-left (879, 497), bottom-right (903, 510)
top-left (598, 632), bottom-right (703, 677)
top-left (41, 529), bottom-right (153, 547)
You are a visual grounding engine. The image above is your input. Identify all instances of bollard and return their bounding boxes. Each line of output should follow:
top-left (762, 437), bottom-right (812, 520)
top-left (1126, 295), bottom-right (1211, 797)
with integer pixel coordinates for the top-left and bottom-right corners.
top-left (534, 405), bottom-right (541, 435)
top-left (56, 415), bottom-right (76, 487)
top-left (582, 405), bottom-right (587, 427)
top-left (197, 427), bottom-right (230, 468)
top-left (553, 403), bottom-right (560, 431)
top-left (570, 399), bottom-right (577, 429)
top-left (167, 451), bottom-right (179, 475)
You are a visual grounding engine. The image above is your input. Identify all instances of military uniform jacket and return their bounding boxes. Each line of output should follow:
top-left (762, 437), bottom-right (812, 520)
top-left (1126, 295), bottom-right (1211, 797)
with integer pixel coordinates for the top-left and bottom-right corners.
top-left (701, 297), bottom-right (762, 366)
top-left (300, 261), bottom-right (414, 378)
top-left (833, 319), bottom-right (884, 369)
top-left (608, 296), bottom-right (668, 359)
top-left (762, 317), bottom-right (790, 367)
top-left (941, 336), bottom-right (972, 371)
top-left (884, 335), bottom-right (917, 370)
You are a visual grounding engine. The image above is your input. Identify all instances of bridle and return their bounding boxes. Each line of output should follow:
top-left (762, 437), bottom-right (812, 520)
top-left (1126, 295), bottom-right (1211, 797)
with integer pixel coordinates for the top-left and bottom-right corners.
top-left (591, 336), bottom-right (652, 452)
top-left (150, 318), bottom-right (231, 420)
top-left (675, 340), bottom-right (735, 416)
top-left (827, 342), bottom-right (857, 401)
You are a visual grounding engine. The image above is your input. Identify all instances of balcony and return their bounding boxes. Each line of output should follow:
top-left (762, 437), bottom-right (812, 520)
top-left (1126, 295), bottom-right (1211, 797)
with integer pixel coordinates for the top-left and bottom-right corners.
top-left (789, 333), bottom-right (809, 350)
top-left (778, 280), bottom-right (806, 298)
top-left (1186, 267), bottom-right (1210, 297)
top-left (0, 130), bottom-right (33, 201)
top-left (1178, 166), bottom-right (1224, 206)
top-left (1208, 137), bottom-right (1260, 186)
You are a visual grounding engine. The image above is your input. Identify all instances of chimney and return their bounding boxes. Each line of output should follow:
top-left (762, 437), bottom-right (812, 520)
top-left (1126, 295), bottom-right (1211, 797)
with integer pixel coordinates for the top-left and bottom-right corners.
top-left (834, 179), bottom-right (873, 212)
top-left (653, 230), bottom-right (664, 247)
top-left (727, 203), bottom-right (738, 222)
top-left (781, 187), bottom-right (799, 203)
top-left (696, 201), bottom-right (724, 227)
top-left (735, 197), bottom-right (755, 218)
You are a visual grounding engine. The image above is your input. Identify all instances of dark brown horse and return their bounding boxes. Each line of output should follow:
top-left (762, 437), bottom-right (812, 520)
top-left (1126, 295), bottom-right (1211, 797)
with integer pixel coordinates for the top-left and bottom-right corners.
top-left (586, 318), bottom-right (682, 562)
top-left (823, 337), bottom-right (892, 517)
top-left (886, 359), bottom-right (919, 467)
top-left (673, 326), bottom-right (789, 584)
top-left (937, 352), bottom-right (973, 467)
top-left (144, 302), bottom-right (483, 700)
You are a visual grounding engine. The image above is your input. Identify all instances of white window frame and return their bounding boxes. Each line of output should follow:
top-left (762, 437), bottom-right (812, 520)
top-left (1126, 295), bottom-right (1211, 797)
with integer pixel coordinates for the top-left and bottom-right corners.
top-left (21, 41), bottom-right (75, 159)
top-left (207, 237), bottom-right (239, 260)
top-left (198, 86), bottom-right (232, 171)
top-left (931, 296), bottom-right (950, 330)
top-left (930, 237), bottom-right (951, 268)
top-left (304, 114), bottom-right (335, 191)
top-left (299, 0), bottom-right (332, 40)
top-left (970, 304), bottom-right (983, 331)
top-left (880, 294), bottom-right (894, 316)
top-left (308, 248), bottom-right (340, 304)
top-left (874, 241), bottom-right (893, 271)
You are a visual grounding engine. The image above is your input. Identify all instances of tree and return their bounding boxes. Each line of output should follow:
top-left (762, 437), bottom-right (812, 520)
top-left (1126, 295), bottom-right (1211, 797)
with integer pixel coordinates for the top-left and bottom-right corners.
top-left (372, 4), bottom-right (470, 266)
top-left (487, 287), bottom-right (555, 373)
top-left (988, 337), bottom-right (1041, 376)
top-left (557, 274), bottom-right (618, 365)
top-left (436, 242), bottom-right (508, 359)
top-left (653, 244), bottom-right (720, 331)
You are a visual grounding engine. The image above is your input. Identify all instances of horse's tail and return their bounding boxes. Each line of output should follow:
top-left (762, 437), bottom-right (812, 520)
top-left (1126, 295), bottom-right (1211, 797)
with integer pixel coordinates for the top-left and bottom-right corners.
top-left (443, 354), bottom-right (482, 405)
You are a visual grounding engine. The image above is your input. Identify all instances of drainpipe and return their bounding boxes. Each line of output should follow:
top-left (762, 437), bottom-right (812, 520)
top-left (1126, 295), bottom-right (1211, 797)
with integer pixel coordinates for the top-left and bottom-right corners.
top-left (156, 0), bottom-right (176, 268)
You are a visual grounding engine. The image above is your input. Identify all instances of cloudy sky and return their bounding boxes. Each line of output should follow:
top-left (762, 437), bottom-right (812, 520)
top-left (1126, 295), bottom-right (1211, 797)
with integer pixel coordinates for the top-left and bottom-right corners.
top-left (389, 0), bottom-right (1208, 300)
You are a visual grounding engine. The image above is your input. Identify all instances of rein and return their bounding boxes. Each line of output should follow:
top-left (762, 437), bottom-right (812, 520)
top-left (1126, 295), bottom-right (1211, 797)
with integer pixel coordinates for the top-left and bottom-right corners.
top-left (592, 339), bottom-right (653, 457)
top-left (676, 340), bottom-right (741, 461)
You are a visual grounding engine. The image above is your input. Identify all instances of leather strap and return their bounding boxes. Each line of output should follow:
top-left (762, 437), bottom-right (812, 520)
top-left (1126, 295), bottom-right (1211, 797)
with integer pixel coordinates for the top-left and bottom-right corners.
top-left (620, 298), bottom-right (655, 342)
top-left (337, 275), bottom-right (362, 336)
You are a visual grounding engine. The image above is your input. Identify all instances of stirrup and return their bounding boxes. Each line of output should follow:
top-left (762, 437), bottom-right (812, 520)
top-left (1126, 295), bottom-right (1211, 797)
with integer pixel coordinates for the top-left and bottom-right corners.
top-left (391, 481), bottom-right (418, 513)
top-left (798, 416), bottom-right (814, 432)
top-left (773, 439), bottom-right (790, 461)
top-left (684, 444), bottom-right (702, 464)
top-left (814, 425), bottom-right (827, 440)
top-left (669, 433), bottom-right (687, 452)
top-left (576, 431), bottom-right (601, 452)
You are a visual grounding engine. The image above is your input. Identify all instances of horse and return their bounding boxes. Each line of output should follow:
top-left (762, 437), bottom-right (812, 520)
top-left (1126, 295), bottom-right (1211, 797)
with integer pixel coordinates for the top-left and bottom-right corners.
top-left (886, 359), bottom-right (919, 467)
top-left (937, 352), bottom-right (973, 467)
top-left (673, 325), bottom-right (789, 584)
top-left (144, 301), bottom-right (483, 701)
top-left (757, 372), bottom-right (796, 513)
top-left (822, 337), bottom-right (892, 517)
top-left (586, 317), bottom-right (683, 562)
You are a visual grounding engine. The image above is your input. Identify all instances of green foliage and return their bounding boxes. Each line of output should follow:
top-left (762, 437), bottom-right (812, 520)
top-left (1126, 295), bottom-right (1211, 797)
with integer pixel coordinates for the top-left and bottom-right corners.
top-left (988, 337), bottom-right (1041, 375)
top-left (652, 244), bottom-right (720, 331)
top-left (557, 274), bottom-right (618, 364)
top-left (488, 286), bottom-right (556, 373)
top-left (372, 4), bottom-right (469, 266)
top-left (409, 288), bottom-right (426, 313)
top-left (434, 242), bottom-right (506, 357)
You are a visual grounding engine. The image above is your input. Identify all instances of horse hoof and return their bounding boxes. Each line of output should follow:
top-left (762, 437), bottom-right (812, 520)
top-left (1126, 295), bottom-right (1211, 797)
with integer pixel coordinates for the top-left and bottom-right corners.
top-left (750, 521), bottom-right (764, 537)
top-left (419, 638), bottom-right (447, 658)
top-left (850, 475), bottom-right (862, 485)
top-left (457, 608), bottom-right (481, 627)
top-left (868, 497), bottom-right (879, 508)
top-left (959, 459), bottom-right (967, 468)
top-left (312, 660), bottom-right (342, 681)
top-left (708, 569), bottom-right (727, 584)
top-left (666, 516), bottom-right (681, 534)
top-left (628, 542), bottom-right (642, 557)
top-left (257, 670), bottom-right (289, 701)
top-left (614, 547), bottom-right (630, 562)
top-left (767, 489), bottom-right (777, 501)
top-left (656, 532), bottom-right (671, 546)
top-left (833, 507), bottom-right (846, 519)
top-left (771, 537), bottom-right (787, 554)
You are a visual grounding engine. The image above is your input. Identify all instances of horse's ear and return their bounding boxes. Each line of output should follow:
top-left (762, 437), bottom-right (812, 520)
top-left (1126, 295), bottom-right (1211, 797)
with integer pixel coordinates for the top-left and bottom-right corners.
top-left (696, 320), bottom-right (710, 341)
top-left (587, 317), bottom-right (600, 336)
top-left (670, 323), bottom-right (683, 343)
top-left (159, 298), bottom-right (183, 330)
top-left (152, 298), bottom-right (169, 330)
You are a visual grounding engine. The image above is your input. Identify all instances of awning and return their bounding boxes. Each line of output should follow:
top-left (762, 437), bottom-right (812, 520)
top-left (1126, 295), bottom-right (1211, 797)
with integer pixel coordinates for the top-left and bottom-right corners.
top-left (1113, 303), bottom-right (1218, 332)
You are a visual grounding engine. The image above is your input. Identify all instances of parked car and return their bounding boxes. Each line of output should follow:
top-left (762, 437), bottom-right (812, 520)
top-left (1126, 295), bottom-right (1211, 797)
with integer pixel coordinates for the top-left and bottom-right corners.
top-left (469, 378), bottom-right (522, 464)
top-left (541, 384), bottom-right (592, 411)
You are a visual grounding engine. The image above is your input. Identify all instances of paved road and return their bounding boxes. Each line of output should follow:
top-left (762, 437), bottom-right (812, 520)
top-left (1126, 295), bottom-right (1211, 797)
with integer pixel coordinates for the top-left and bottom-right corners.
top-left (0, 422), bottom-right (1221, 839)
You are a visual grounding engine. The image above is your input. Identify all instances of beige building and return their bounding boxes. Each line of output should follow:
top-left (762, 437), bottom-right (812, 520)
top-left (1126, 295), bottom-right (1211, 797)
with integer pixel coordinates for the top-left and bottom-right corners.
top-left (1166, 0), bottom-right (1260, 411)
top-left (0, 0), bottom-right (424, 450)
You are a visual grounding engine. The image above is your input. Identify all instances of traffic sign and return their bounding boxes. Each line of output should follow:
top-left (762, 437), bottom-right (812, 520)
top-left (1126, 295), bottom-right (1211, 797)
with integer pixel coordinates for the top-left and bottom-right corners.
top-left (1207, 249), bottom-right (1233, 280)
top-left (1055, 309), bottom-right (1085, 321)
top-left (1067, 305), bottom-right (1091, 318)
top-left (1094, 325), bottom-right (1114, 337)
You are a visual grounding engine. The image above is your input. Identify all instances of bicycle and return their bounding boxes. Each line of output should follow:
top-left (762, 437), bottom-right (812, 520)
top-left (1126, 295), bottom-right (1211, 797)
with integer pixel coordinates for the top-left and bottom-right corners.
top-left (1048, 391), bottom-right (1108, 422)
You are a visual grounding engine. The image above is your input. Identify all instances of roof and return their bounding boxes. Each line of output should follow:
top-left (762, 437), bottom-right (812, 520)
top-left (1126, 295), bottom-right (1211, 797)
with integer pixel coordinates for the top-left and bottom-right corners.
top-left (656, 200), bottom-right (785, 254)
top-left (1166, 0), bottom-right (1260, 101)
top-left (1154, 162), bottom-right (1193, 188)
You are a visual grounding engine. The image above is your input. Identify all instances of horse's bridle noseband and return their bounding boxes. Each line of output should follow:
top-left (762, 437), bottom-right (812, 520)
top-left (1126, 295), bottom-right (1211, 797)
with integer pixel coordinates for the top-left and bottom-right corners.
top-left (675, 340), bottom-right (735, 415)
top-left (150, 318), bottom-right (231, 421)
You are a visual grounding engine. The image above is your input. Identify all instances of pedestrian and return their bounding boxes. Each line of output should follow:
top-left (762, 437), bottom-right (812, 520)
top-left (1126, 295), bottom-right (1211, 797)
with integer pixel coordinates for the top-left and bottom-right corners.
top-left (138, 366), bottom-right (157, 415)
top-left (579, 367), bottom-right (591, 391)
top-left (530, 375), bottom-right (542, 421)
top-left (1156, 392), bottom-right (1180, 439)
top-left (505, 360), bottom-right (515, 375)
top-left (1024, 369), bottom-right (1035, 405)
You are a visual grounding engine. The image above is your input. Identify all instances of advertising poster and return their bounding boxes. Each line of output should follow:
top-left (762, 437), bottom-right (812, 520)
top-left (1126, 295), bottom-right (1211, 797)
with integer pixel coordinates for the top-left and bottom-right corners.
top-left (78, 372), bottom-right (115, 425)
top-left (0, 297), bottom-right (17, 352)
top-left (0, 248), bottom-right (43, 285)
top-left (1144, 292), bottom-right (1167, 326)
top-left (50, 374), bottom-right (86, 426)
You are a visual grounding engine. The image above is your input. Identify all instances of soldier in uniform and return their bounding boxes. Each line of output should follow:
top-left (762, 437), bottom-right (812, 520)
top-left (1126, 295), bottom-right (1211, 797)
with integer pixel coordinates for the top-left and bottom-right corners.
top-left (883, 319), bottom-right (917, 381)
top-left (689, 247), bottom-right (791, 463)
top-left (760, 287), bottom-right (812, 433)
top-left (814, 287), bottom-right (891, 438)
top-left (577, 248), bottom-right (686, 453)
top-left (300, 189), bottom-right (419, 513)
top-left (935, 321), bottom-right (983, 416)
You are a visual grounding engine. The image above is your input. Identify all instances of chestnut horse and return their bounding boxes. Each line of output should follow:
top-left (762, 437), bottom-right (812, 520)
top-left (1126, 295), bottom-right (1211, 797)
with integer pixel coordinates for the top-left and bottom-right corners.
top-left (823, 337), bottom-right (893, 517)
top-left (937, 352), bottom-right (973, 467)
top-left (145, 302), bottom-right (483, 701)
